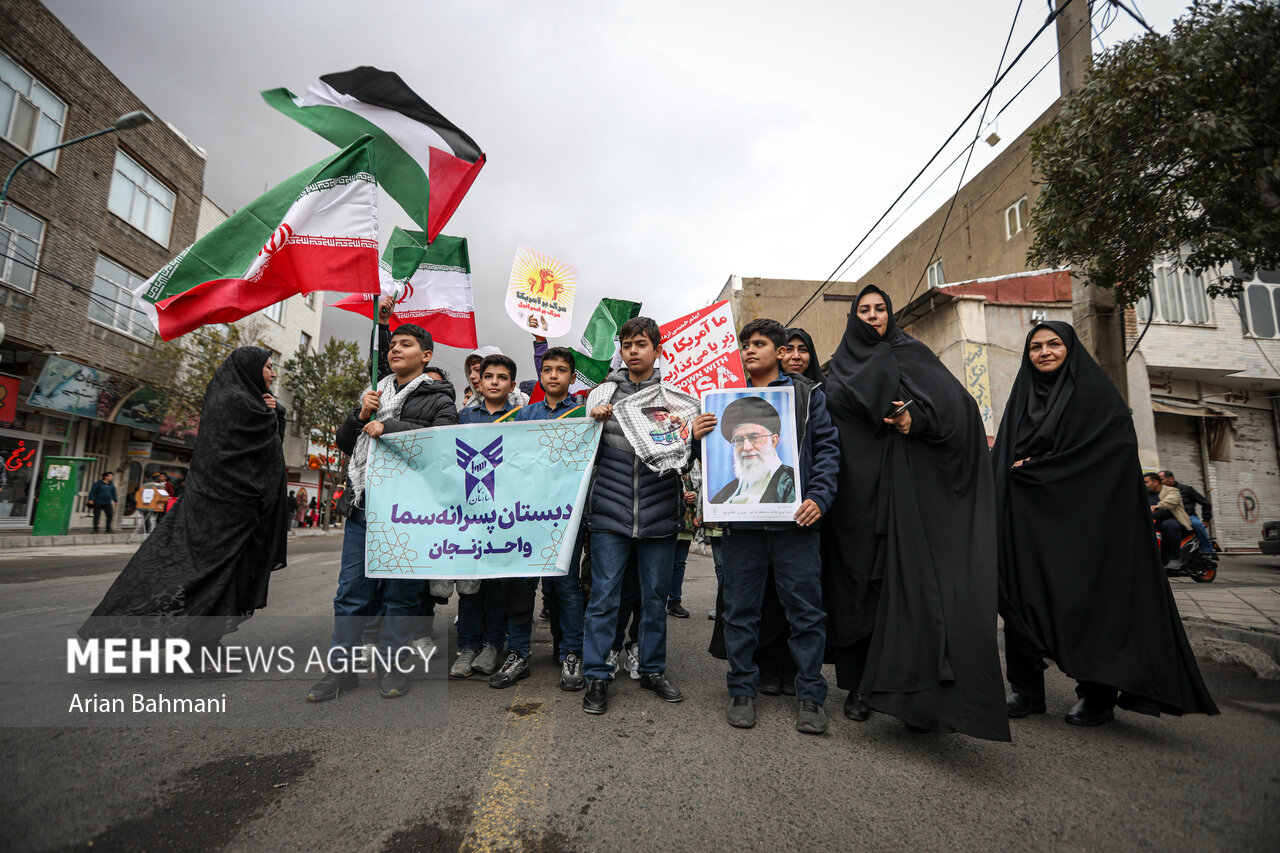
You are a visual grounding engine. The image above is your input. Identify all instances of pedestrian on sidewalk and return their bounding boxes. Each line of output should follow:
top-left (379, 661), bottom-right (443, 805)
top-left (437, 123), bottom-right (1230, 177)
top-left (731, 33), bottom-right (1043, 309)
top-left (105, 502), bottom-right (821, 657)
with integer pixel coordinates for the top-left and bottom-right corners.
top-left (821, 286), bottom-right (1010, 741)
top-left (80, 348), bottom-right (289, 665)
top-left (87, 472), bottom-right (118, 534)
top-left (994, 322), bottom-right (1218, 727)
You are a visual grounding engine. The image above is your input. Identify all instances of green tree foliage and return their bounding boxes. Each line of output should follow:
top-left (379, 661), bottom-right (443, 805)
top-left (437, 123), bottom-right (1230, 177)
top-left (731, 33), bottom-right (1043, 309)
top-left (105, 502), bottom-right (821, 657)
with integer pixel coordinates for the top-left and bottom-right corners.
top-left (1028, 0), bottom-right (1280, 305)
top-left (130, 322), bottom-right (262, 431)
top-left (280, 338), bottom-right (366, 489)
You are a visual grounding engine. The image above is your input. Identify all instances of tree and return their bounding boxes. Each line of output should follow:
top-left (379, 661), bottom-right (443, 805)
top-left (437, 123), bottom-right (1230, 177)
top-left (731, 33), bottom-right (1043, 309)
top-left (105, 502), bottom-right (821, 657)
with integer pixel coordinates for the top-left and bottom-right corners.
top-left (281, 339), bottom-right (366, 523)
top-left (129, 321), bottom-right (265, 431)
top-left (1028, 0), bottom-right (1280, 305)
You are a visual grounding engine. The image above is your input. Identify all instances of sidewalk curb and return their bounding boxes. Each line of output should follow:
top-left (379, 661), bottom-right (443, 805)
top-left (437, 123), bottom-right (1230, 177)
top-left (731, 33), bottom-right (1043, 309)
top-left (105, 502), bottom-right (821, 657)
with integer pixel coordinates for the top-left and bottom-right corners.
top-left (1183, 617), bottom-right (1280, 678)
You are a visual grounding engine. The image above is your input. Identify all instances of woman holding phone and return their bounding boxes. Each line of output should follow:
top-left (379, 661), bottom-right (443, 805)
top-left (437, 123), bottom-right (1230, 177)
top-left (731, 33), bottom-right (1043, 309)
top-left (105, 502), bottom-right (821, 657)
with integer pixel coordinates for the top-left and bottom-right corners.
top-left (821, 285), bottom-right (1009, 740)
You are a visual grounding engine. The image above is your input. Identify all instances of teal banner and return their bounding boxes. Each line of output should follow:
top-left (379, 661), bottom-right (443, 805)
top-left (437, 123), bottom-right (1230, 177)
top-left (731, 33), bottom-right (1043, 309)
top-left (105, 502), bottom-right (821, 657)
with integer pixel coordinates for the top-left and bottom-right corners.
top-left (365, 420), bottom-right (602, 579)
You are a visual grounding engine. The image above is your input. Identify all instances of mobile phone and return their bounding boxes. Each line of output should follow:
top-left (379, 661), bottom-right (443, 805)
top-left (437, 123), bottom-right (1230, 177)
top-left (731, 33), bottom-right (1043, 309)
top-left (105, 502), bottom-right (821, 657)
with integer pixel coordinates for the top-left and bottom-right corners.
top-left (887, 400), bottom-right (913, 418)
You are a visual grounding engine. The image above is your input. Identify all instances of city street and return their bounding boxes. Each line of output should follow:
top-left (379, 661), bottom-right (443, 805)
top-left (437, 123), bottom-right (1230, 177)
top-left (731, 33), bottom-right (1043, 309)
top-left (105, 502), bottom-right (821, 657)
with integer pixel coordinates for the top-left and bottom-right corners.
top-left (1, 537), bottom-right (1277, 851)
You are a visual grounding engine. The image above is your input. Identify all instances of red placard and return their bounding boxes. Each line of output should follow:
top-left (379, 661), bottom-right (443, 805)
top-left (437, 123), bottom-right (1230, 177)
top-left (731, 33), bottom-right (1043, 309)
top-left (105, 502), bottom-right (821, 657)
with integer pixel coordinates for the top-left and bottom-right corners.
top-left (0, 374), bottom-right (19, 423)
top-left (659, 301), bottom-right (747, 398)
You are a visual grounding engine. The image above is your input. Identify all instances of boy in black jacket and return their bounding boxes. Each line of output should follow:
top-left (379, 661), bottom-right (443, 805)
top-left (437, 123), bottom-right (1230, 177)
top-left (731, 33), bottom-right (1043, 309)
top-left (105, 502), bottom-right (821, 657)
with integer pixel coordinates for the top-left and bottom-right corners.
top-left (307, 324), bottom-right (458, 703)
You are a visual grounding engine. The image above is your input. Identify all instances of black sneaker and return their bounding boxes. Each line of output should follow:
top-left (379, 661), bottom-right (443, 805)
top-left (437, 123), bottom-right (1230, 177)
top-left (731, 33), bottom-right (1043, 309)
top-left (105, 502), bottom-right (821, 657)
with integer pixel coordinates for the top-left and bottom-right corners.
top-left (727, 695), bottom-right (756, 729)
top-left (306, 671), bottom-right (358, 702)
top-left (666, 601), bottom-right (690, 619)
top-left (559, 652), bottom-right (585, 692)
top-left (378, 671), bottom-right (410, 698)
top-left (583, 679), bottom-right (608, 715)
top-left (639, 672), bottom-right (684, 703)
top-left (489, 653), bottom-right (530, 689)
top-left (796, 700), bottom-right (828, 734)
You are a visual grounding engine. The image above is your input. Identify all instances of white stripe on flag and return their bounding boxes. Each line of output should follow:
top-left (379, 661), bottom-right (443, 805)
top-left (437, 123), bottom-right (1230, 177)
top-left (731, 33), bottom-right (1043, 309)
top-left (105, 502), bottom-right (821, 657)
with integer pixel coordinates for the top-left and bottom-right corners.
top-left (301, 80), bottom-right (459, 168)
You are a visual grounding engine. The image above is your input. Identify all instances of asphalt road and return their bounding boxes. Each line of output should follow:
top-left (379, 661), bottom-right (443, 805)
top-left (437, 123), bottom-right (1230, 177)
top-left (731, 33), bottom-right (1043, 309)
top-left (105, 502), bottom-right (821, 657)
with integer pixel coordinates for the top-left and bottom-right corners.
top-left (1, 537), bottom-right (1277, 851)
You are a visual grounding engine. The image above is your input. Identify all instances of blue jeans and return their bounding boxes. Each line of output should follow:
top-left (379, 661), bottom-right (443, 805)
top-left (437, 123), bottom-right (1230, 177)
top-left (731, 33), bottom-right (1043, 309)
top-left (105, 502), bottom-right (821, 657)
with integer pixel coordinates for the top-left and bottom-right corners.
top-left (584, 531), bottom-right (675, 682)
top-left (456, 581), bottom-right (507, 651)
top-left (330, 507), bottom-right (420, 669)
top-left (612, 554), bottom-right (640, 651)
top-left (504, 578), bottom-right (540, 658)
top-left (549, 544), bottom-right (585, 660)
top-left (1190, 516), bottom-right (1215, 554)
top-left (721, 526), bottom-right (828, 704)
top-left (670, 538), bottom-right (690, 602)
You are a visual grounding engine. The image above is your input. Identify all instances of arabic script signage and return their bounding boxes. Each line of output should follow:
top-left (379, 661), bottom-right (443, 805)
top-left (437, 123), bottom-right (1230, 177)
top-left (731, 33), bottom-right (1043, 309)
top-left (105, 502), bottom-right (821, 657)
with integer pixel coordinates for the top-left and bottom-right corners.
top-left (659, 300), bottom-right (747, 398)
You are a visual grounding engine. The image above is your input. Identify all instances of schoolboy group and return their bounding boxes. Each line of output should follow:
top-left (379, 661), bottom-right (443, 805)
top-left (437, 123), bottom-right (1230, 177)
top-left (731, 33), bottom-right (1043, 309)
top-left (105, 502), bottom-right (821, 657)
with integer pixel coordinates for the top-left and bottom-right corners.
top-left (306, 312), bottom-right (839, 734)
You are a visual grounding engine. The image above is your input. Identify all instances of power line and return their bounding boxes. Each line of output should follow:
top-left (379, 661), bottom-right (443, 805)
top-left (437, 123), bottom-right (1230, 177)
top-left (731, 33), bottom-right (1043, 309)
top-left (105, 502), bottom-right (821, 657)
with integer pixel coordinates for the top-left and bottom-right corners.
top-left (1109, 0), bottom-right (1156, 34)
top-left (786, 0), bottom-right (1080, 325)
top-left (902, 0), bottom-right (1026, 311)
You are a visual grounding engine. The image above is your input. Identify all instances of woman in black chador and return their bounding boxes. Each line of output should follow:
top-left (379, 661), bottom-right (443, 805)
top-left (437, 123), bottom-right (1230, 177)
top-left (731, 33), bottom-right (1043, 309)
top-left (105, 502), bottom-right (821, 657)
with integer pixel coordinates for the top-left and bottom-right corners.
top-left (80, 347), bottom-right (289, 649)
top-left (995, 322), bottom-right (1217, 726)
top-left (822, 285), bottom-right (1008, 740)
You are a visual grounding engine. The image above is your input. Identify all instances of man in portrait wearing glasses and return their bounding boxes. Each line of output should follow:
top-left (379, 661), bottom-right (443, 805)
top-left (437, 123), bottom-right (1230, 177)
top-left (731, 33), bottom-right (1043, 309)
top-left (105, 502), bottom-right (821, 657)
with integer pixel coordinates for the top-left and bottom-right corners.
top-left (710, 397), bottom-right (795, 504)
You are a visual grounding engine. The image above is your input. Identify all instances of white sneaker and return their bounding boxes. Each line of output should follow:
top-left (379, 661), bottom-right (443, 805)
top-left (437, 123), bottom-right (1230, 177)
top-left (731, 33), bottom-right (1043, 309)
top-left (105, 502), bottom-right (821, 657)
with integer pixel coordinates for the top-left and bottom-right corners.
top-left (472, 643), bottom-right (501, 676)
top-left (450, 648), bottom-right (478, 679)
top-left (353, 642), bottom-right (378, 668)
top-left (605, 648), bottom-right (620, 675)
top-left (411, 636), bottom-right (437, 668)
top-left (624, 643), bottom-right (640, 680)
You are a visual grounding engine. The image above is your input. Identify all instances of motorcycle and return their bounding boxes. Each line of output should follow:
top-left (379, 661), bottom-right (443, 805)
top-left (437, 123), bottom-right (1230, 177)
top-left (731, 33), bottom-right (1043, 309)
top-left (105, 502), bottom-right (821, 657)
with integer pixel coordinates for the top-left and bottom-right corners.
top-left (1156, 528), bottom-right (1217, 583)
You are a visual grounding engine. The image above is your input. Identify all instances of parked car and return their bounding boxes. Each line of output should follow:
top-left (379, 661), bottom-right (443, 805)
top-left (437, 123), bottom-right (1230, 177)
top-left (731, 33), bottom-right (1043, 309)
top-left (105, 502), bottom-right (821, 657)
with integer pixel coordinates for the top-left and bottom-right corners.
top-left (1258, 521), bottom-right (1280, 555)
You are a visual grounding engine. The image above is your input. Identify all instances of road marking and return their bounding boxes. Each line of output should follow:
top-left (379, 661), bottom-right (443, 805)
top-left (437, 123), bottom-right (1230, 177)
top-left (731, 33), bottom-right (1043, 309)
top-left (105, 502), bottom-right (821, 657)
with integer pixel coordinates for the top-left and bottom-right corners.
top-left (460, 672), bottom-right (555, 851)
top-left (0, 605), bottom-right (67, 618)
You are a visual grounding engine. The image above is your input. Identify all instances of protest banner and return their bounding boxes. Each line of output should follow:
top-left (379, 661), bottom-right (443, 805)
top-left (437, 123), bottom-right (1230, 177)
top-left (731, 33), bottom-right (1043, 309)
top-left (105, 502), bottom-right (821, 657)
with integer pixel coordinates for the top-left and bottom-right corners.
top-left (659, 300), bottom-right (747, 398)
top-left (506, 245), bottom-right (577, 338)
top-left (700, 386), bottom-right (802, 523)
top-left (365, 419), bottom-right (601, 579)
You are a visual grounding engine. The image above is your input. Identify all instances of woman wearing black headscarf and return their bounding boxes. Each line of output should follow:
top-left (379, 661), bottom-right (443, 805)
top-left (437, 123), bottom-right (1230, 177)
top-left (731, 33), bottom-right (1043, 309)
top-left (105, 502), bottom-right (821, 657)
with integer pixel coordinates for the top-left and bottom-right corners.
top-left (81, 347), bottom-right (289, 652)
top-left (782, 328), bottom-right (824, 384)
top-left (995, 322), bottom-right (1217, 726)
top-left (822, 285), bottom-right (1008, 740)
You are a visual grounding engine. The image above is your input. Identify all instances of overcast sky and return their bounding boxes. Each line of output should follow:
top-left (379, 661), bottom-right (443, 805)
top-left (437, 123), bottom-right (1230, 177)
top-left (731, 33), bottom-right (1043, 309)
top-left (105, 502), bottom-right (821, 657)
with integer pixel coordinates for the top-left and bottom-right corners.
top-left (45, 0), bottom-right (1189, 381)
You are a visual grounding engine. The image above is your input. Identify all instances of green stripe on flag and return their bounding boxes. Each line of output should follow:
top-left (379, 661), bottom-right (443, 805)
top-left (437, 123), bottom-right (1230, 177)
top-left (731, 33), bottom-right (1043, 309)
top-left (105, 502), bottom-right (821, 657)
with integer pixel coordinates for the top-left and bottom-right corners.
top-left (262, 88), bottom-right (431, 235)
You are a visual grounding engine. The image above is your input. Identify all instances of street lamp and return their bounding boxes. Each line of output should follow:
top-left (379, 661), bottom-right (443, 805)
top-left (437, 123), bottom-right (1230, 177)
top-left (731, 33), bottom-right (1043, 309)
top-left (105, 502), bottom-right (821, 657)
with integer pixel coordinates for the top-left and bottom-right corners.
top-left (0, 110), bottom-right (154, 204)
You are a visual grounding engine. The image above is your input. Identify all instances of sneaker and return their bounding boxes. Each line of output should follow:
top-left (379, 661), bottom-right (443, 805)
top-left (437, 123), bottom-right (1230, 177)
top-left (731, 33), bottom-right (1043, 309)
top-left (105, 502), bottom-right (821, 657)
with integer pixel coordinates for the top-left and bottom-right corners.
top-left (639, 672), bottom-right (684, 703)
top-left (796, 700), bottom-right (828, 734)
top-left (353, 642), bottom-right (378, 668)
top-left (666, 600), bottom-right (690, 618)
top-left (707, 610), bottom-right (716, 621)
top-left (539, 606), bottom-right (551, 621)
top-left (306, 671), bottom-right (358, 702)
top-left (411, 636), bottom-right (437, 668)
top-left (560, 652), bottom-right (585, 692)
top-left (472, 643), bottom-right (501, 676)
top-left (624, 643), bottom-right (641, 680)
top-left (727, 695), bottom-right (756, 728)
top-left (450, 648), bottom-right (478, 679)
top-left (489, 653), bottom-right (530, 689)
top-left (605, 648), bottom-right (620, 675)
top-left (378, 670), bottom-right (410, 698)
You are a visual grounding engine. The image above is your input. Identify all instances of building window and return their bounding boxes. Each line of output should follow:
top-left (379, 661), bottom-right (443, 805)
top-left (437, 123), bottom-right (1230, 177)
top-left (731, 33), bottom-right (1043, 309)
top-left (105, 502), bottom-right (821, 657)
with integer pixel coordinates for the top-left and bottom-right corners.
top-left (927, 259), bottom-right (944, 288)
top-left (0, 204), bottom-right (45, 293)
top-left (88, 255), bottom-right (153, 341)
top-left (305, 291), bottom-right (317, 309)
top-left (1135, 255), bottom-right (1211, 326)
top-left (1005, 196), bottom-right (1029, 239)
top-left (1236, 265), bottom-right (1280, 339)
top-left (299, 331), bottom-right (312, 352)
top-left (263, 300), bottom-right (283, 324)
top-left (107, 150), bottom-right (175, 246)
top-left (0, 52), bottom-right (67, 170)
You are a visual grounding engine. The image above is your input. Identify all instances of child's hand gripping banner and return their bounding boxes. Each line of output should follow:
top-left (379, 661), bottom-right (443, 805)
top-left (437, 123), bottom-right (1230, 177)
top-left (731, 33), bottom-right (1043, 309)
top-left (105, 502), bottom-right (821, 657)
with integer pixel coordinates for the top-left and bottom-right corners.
top-left (365, 419), bottom-right (601, 579)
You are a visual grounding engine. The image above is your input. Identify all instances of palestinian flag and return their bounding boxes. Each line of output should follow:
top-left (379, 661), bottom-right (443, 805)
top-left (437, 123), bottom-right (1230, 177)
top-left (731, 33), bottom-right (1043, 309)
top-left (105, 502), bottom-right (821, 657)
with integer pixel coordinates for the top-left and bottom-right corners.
top-left (529, 298), bottom-right (641, 402)
top-left (331, 227), bottom-right (477, 349)
top-left (135, 137), bottom-right (380, 341)
top-left (263, 67), bottom-right (485, 244)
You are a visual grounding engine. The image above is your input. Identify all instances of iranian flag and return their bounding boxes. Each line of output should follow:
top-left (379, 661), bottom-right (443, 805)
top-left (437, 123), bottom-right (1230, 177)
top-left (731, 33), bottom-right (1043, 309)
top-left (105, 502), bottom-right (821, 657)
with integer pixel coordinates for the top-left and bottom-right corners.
top-left (330, 226), bottom-right (478, 349)
top-left (529, 298), bottom-right (641, 402)
top-left (134, 137), bottom-right (381, 341)
top-left (262, 67), bottom-right (485, 244)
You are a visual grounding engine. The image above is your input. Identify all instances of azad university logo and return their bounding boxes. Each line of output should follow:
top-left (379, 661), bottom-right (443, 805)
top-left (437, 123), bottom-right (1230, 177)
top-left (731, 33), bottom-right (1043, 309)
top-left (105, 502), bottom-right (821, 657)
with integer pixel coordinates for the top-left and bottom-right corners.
top-left (456, 436), bottom-right (503, 504)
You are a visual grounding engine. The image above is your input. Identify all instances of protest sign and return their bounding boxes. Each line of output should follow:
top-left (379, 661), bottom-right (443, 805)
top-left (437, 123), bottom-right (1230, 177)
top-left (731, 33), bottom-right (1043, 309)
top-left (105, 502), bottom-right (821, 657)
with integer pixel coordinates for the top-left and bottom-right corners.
top-left (701, 386), bottom-right (802, 523)
top-left (659, 300), bottom-right (747, 398)
top-left (365, 419), bottom-right (601, 579)
top-left (506, 245), bottom-right (577, 338)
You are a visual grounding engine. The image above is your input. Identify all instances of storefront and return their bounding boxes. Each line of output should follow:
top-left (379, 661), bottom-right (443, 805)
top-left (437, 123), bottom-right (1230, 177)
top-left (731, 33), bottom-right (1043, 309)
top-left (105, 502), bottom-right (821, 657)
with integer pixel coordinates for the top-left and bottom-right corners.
top-left (0, 409), bottom-right (71, 528)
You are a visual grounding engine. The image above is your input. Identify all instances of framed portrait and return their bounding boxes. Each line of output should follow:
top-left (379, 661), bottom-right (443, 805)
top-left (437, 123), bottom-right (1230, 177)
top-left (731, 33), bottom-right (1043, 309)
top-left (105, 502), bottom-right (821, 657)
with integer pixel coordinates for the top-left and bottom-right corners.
top-left (701, 386), bottom-right (802, 522)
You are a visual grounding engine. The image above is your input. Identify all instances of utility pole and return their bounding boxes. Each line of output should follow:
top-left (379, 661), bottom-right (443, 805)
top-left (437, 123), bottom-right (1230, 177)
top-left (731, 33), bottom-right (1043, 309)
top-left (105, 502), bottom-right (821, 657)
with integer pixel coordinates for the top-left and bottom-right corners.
top-left (1058, 0), bottom-right (1130, 400)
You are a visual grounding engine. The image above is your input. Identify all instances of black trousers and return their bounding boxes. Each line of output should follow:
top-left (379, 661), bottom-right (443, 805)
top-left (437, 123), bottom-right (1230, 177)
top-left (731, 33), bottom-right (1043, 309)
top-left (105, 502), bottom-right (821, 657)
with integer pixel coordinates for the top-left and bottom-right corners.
top-left (1004, 622), bottom-right (1118, 708)
top-left (92, 503), bottom-right (114, 532)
